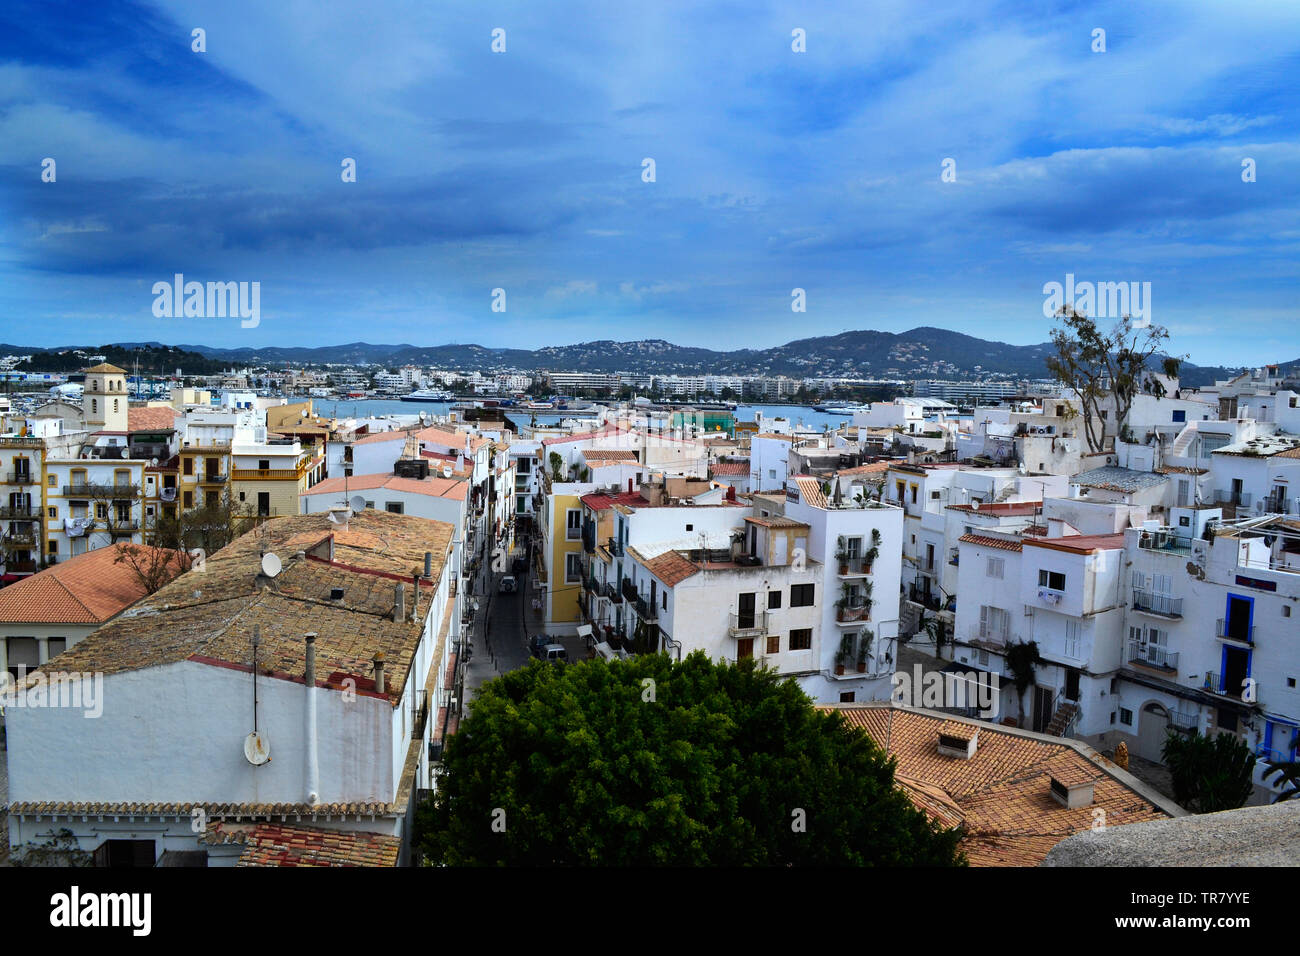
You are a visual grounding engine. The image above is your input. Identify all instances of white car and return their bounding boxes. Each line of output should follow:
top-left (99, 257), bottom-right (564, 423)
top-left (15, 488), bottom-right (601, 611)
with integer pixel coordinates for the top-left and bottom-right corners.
top-left (498, 575), bottom-right (517, 594)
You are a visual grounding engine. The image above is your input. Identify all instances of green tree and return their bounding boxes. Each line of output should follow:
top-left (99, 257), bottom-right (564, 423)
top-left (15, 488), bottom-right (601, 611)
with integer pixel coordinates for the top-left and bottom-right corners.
top-left (414, 652), bottom-right (964, 866)
top-left (1261, 760), bottom-right (1300, 803)
top-left (1162, 729), bottom-right (1256, 813)
top-left (1045, 309), bottom-right (1184, 453)
top-left (1003, 640), bottom-right (1042, 728)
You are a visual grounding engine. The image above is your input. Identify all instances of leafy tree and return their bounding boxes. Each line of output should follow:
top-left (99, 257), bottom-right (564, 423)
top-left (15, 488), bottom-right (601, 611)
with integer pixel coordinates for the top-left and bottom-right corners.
top-left (548, 451), bottom-right (564, 482)
top-left (1003, 640), bottom-right (1042, 728)
top-left (414, 652), bottom-right (964, 866)
top-left (1161, 729), bottom-right (1256, 813)
top-left (1044, 309), bottom-right (1184, 453)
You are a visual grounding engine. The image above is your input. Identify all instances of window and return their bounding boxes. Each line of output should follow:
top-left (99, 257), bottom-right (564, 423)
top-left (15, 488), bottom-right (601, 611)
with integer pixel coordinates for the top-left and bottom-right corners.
top-left (986, 557), bottom-right (1004, 579)
top-left (790, 584), bottom-right (814, 607)
top-left (768, 590), bottom-right (782, 609)
top-left (1172, 409), bottom-right (1186, 423)
top-left (48, 475), bottom-right (56, 487)
top-left (930, 490), bottom-right (941, 500)
top-left (566, 509), bottom-right (582, 540)
top-left (47, 507), bottom-right (56, 519)
top-left (386, 502), bottom-right (404, 514)
top-left (789, 628), bottom-right (812, 650)
top-left (766, 636), bottom-right (780, 654)
top-left (1119, 708), bottom-right (1132, 726)
top-left (978, 606), bottom-right (1009, 642)
top-left (1217, 708), bottom-right (1238, 733)
top-left (1038, 569), bottom-right (1066, 591)
top-left (565, 553), bottom-right (582, 583)
top-left (1284, 606), bottom-right (1292, 618)
top-left (839, 691), bottom-right (856, 703)
top-left (978, 649), bottom-right (989, 666)
top-left (910, 486), bottom-right (917, 504)
top-left (685, 524), bottom-right (693, 532)
top-left (1064, 619), bottom-right (1081, 659)
top-left (662, 592), bottom-right (668, 610)
top-left (182, 457), bottom-right (193, 476)
top-left (258, 459), bottom-right (270, 470)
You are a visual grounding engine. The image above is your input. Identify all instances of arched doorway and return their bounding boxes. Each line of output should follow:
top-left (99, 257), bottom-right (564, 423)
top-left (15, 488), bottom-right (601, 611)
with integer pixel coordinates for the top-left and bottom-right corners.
top-left (1137, 701), bottom-right (1172, 762)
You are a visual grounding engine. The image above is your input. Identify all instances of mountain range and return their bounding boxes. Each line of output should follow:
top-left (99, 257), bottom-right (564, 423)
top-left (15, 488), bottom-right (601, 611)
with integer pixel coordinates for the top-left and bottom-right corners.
top-left (4, 328), bottom-right (1293, 387)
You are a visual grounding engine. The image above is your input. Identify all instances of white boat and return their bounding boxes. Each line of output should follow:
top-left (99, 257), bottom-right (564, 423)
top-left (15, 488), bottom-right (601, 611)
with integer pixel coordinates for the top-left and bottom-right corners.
top-left (401, 388), bottom-right (454, 403)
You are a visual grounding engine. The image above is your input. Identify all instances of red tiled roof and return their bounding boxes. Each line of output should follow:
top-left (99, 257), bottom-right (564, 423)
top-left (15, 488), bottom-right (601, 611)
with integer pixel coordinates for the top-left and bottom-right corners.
top-left (948, 501), bottom-right (1041, 515)
top-left (127, 406), bottom-right (179, 432)
top-left (958, 533), bottom-right (1023, 553)
top-left (208, 822), bottom-right (400, 867)
top-left (0, 544), bottom-right (180, 624)
top-left (836, 460), bottom-right (901, 476)
top-left (541, 425), bottom-right (630, 446)
top-left (305, 471), bottom-right (468, 501)
top-left (581, 491), bottom-right (649, 511)
top-left (1023, 533), bottom-right (1126, 555)
top-left (582, 449), bottom-right (638, 462)
top-left (710, 461), bottom-right (751, 476)
top-left (640, 550), bottom-right (700, 587)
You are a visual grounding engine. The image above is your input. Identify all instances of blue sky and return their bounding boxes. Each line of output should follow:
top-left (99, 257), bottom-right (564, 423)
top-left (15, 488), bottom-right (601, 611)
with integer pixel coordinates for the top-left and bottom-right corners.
top-left (1, 0), bottom-right (1298, 365)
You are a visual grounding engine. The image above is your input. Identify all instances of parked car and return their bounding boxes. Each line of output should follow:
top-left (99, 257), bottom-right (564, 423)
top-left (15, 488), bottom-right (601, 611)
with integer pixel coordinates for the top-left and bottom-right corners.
top-left (539, 644), bottom-right (568, 665)
top-left (528, 635), bottom-right (552, 658)
top-left (511, 556), bottom-right (528, 574)
top-left (498, 575), bottom-right (516, 594)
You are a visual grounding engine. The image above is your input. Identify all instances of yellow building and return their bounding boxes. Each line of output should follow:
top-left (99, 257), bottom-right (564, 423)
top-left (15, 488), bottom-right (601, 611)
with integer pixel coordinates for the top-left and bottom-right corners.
top-left (539, 471), bottom-right (588, 633)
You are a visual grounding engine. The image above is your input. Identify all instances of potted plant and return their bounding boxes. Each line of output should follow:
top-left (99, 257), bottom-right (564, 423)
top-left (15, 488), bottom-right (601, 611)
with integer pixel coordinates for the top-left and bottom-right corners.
top-left (834, 536), bottom-right (850, 574)
top-left (835, 634), bottom-right (854, 675)
top-left (835, 582), bottom-right (854, 621)
top-left (856, 629), bottom-right (873, 673)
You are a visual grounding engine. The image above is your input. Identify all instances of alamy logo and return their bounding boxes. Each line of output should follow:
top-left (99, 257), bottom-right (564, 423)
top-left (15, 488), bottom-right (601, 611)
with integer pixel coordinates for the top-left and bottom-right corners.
top-left (0, 668), bottom-right (103, 718)
top-left (50, 886), bottom-right (151, 936)
top-left (1042, 273), bottom-right (1150, 327)
top-left (891, 664), bottom-right (999, 718)
top-left (151, 273), bottom-right (260, 328)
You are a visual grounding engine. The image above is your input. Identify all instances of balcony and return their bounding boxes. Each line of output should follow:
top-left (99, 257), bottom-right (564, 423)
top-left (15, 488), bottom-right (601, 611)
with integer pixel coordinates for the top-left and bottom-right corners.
top-left (1170, 709), bottom-right (1200, 731)
top-left (108, 521), bottom-right (141, 534)
top-left (1264, 492), bottom-right (1297, 515)
top-left (621, 577), bottom-right (638, 603)
top-left (1215, 490), bottom-right (1252, 509)
top-left (2, 531), bottom-right (37, 548)
top-left (1125, 640), bottom-right (1179, 673)
top-left (634, 595), bottom-right (657, 621)
top-left (2, 559), bottom-right (38, 574)
top-left (606, 537), bottom-right (624, 557)
top-left (1216, 619), bottom-right (1254, 644)
top-left (199, 473), bottom-right (228, 485)
top-left (1131, 589), bottom-right (1183, 618)
top-left (5, 472), bottom-right (37, 485)
top-left (1136, 530), bottom-right (1195, 555)
top-left (64, 483), bottom-right (140, 498)
top-left (728, 610), bottom-right (769, 637)
top-left (907, 585), bottom-right (941, 611)
top-left (836, 603), bottom-right (872, 623)
top-left (0, 506), bottom-right (41, 520)
top-left (835, 555), bottom-right (875, 578)
top-left (603, 581), bottom-right (624, 604)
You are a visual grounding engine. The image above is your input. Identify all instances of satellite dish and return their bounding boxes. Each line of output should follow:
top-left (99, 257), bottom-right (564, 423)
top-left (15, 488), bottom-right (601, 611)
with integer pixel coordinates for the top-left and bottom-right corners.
top-left (349, 494), bottom-right (367, 513)
top-left (419, 411), bottom-right (427, 423)
top-left (971, 501), bottom-right (980, 511)
top-left (260, 552), bottom-right (282, 577)
top-left (442, 465), bottom-right (453, 479)
top-left (244, 730), bottom-right (271, 766)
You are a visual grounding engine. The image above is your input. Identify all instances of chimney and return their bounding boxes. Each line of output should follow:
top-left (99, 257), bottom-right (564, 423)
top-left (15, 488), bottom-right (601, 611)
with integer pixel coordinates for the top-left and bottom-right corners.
top-left (373, 652), bottom-right (386, 695)
top-left (411, 573), bottom-right (420, 621)
top-left (424, 550), bottom-right (433, 578)
top-left (394, 582), bottom-right (405, 622)
top-left (1049, 768), bottom-right (1099, 809)
top-left (937, 720), bottom-right (979, 759)
top-left (304, 632), bottom-right (317, 685)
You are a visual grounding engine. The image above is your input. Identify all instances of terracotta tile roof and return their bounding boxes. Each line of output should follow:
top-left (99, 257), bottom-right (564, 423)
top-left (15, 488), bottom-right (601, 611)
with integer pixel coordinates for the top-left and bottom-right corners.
top-left (828, 705), bottom-right (1172, 866)
top-left (127, 406), bottom-right (179, 432)
top-left (0, 544), bottom-right (181, 624)
top-left (206, 822), bottom-right (400, 867)
top-left (1023, 533), bottom-right (1126, 555)
top-left (752, 432), bottom-right (794, 441)
top-left (637, 549), bottom-right (700, 587)
top-left (710, 461), bottom-right (751, 476)
top-left (743, 515), bottom-right (809, 529)
top-left (958, 533), bottom-right (1023, 552)
top-left (306, 471), bottom-right (469, 501)
top-left (581, 491), bottom-right (648, 511)
top-left (582, 449), bottom-right (638, 462)
top-left (793, 476), bottom-right (827, 508)
top-left (541, 425), bottom-right (630, 446)
top-left (82, 363), bottom-right (126, 374)
top-left (948, 501), bottom-right (1041, 515)
top-left (836, 460), bottom-right (900, 476)
top-left (31, 510), bottom-right (454, 701)
top-left (417, 425), bottom-right (488, 452)
top-left (14, 800), bottom-right (398, 819)
top-left (353, 427), bottom-right (418, 446)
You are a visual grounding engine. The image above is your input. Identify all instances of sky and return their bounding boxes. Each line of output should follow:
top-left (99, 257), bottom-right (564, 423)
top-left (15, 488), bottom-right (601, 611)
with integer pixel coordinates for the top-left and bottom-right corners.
top-left (1, 0), bottom-right (1298, 366)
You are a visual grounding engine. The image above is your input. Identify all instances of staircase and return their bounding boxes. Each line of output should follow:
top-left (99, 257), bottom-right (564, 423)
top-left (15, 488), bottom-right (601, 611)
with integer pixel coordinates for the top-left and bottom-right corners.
top-left (1044, 701), bottom-right (1081, 737)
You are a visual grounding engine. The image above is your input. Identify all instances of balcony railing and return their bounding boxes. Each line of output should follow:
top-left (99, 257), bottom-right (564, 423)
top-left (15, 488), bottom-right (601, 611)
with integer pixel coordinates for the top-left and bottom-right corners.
top-left (1264, 493), bottom-right (1297, 515)
top-left (907, 585), bottom-right (941, 610)
top-left (1204, 672), bottom-right (1251, 700)
top-left (607, 537), bottom-right (624, 557)
top-left (728, 610), bottom-right (769, 636)
top-left (1125, 640), bottom-right (1178, 672)
top-left (199, 473), bottom-right (228, 484)
top-left (836, 555), bottom-right (874, 576)
top-left (2, 531), bottom-right (37, 547)
top-left (603, 581), bottom-right (624, 604)
top-left (1216, 619), bottom-right (1254, 644)
top-left (1170, 709), bottom-right (1200, 731)
top-left (108, 521), bottom-right (141, 533)
top-left (1215, 490), bottom-right (1252, 508)
top-left (63, 483), bottom-right (140, 497)
top-left (0, 506), bottom-right (41, 520)
top-left (1132, 589), bottom-right (1183, 618)
top-left (5, 472), bottom-right (37, 484)
top-left (634, 595), bottom-right (657, 621)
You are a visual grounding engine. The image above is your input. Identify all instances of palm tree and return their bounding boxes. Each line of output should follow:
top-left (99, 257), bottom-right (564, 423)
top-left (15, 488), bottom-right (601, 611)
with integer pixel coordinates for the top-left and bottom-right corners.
top-left (1261, 760), bottom-right (1300, 802)
top-left (1003, 641), bottom-right (1042, 728)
